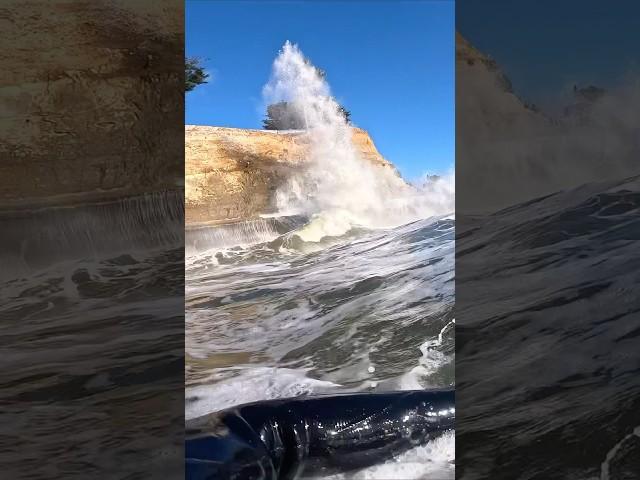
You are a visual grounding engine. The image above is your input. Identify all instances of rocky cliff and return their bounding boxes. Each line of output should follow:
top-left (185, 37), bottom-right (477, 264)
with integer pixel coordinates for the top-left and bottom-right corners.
top-left (456, 32), bottom-right (562, 213)
top-left (456, 32), bottom-right (550, 144)
top-left (0, 0), bottom-right (183, 213)
top-left (185, 126), bottom-right (400, 226)
top-left (457, 32), bottom-right (638, 213)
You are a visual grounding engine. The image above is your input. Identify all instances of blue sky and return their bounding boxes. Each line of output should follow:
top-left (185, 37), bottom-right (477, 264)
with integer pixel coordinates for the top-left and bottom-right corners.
top-left (457, 0), bottom-right (640, 111)
top-left (186, 0), bottom-right (454, 180)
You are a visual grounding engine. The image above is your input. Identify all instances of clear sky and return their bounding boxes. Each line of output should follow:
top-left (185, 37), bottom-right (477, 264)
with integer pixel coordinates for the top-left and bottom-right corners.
top-left (186, 0), bottom-right (454, 181)
top-left (457, 0), bottom-right (640, 112)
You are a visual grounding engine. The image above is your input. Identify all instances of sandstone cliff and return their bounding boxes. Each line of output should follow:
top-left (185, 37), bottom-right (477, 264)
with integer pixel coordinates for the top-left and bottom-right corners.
top-left (456, 32), bottom-right (550, 143)
top-left (185, 126), bottom-right (400, 226)
top-left (0, 0), bottom-right (183, 213)
top-left (456, 32), bottom-right (560, 213)
top-left (456, 32), bottom-right (639, 214)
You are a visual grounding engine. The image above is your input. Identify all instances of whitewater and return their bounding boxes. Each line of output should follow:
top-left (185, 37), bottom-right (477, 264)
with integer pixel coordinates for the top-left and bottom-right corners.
top-left (185, 41), bottom-right (455, 478)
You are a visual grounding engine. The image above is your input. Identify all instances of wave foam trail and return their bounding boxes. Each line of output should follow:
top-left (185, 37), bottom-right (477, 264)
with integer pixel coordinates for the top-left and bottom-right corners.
top-left (185, 367), bottom-right (339, 420)
top-left (262, 41), bottom-right (454, 240)
top-left (600, 425), bottom-right (640, 480)
top-left (324, 430), bottom-right (455, 480)
top-left (401, 319), bottom-right (455, 389)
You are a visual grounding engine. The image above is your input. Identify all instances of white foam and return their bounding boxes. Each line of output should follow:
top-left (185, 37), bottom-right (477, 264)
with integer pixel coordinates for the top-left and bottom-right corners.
top-left (401, 319), bottom-right (455, 389)
top-left (294, 209), bottom-right (359, 242)
top-left (600, 424), bottom-right (640, 480)
top-left (322, 430), bottom-right (455, 480)
top-left (185, 367), bottom-right (340, 420)
top-left (262, 42), bottom-right (455, 238)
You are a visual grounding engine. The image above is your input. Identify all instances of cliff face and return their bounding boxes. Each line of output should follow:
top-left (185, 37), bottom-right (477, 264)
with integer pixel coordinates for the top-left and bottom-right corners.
top-left (456, 32), bottom-right (562, 213)
top-left (185, 126), bottom-right (399, 226)
top-left (0, 0), bottom-right (183, 212)
top-left (457, 32), bottom-right (640, 214)
top-left (456, 32), bottom-right (550, 143)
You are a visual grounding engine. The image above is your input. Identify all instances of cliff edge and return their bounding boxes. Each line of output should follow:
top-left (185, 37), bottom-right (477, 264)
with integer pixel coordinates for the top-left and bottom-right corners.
top-left (185, 126), bottom-right (400, 226)
top-left (456, 32), bottom-right (636, 213)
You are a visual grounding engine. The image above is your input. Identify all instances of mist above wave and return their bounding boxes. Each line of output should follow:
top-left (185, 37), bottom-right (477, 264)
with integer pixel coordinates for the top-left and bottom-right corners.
top-left (262, 41), bottom-right (454, 240)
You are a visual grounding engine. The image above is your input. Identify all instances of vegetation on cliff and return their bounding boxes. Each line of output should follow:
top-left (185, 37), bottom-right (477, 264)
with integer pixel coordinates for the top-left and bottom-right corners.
top-left (263, 101), bottom-right (351, 129)
top-left (262, 58), bottom-right (351, 130)
top-left (185, 126), bottom-right (396, 225)
top-left (186, 57), bottom-right (209, 92)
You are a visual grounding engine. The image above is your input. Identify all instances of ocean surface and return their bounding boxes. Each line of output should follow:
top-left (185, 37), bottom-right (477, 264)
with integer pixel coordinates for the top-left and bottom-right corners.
top-left (457, 175), bottom-right (640, 480)
top-left (185, 214), bottom-right (455, 479)
top-left (0, 194), bottom-right (184, 479)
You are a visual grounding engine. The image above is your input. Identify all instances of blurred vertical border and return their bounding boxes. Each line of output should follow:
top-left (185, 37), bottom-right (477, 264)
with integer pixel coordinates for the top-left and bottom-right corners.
top-left (456, 1), bottom-right (640, 479)
top-left (0, 1), bottom-right (184, 478)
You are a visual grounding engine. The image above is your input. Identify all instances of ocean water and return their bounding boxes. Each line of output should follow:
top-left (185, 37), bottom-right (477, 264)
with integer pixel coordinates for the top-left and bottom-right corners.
top-left (185, 214), bottom-right (455, 478)
top-left (457, 175), bottom-right (640, 480)
top-left (0, 194), bottom-right (184, 479)
top-left (184, 40), bottom-right (456, 478)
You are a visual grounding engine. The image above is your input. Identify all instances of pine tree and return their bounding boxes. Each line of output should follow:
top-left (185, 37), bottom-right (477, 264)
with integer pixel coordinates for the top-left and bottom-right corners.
top-left (263, 101), bottom-right (351, 130)
top-left (185, 57), bottom-right (209, 92)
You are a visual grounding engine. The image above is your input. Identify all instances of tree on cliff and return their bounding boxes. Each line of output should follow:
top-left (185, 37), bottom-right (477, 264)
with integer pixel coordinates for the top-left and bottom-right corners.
top-left (263, 61), bottom-right (351, 130)
top-left (310, 63), bottom-right (351, 123)
top-left (337, 105), bottom-right (351, 124)
top-left (185, 57), bottom-right (209, 92)
top-left (262, 101), bottom-right (351, 129)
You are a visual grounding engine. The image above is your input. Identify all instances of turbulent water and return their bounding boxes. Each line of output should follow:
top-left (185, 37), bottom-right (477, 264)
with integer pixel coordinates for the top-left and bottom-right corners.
top-left (184, 41), bottom-right (456, 478)
top-left (1, 194), bottom-right (184, 479)
top-left (185, 215), bottom-right (455, 478)
top-left (457, 175), bottom-right (640, 480)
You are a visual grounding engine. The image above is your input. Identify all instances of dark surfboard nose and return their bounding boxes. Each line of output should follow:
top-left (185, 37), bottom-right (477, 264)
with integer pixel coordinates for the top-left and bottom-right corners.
top-left (276, 389), bottom-right (456, 476)
top-left (185, 390), bottom-right (455, 479)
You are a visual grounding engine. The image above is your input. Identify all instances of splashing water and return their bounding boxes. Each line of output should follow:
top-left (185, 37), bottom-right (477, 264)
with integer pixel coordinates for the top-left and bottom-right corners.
top-left (263, 41), bottom-right (454, 240)
top-left (456, 176), bottom-right (640, 479)
top-left (186, 217), bottom-right (455, 478)
top-left (186, 42), bottom-right (456, 479)
top-left (325, 430), bottom-right (455, 480)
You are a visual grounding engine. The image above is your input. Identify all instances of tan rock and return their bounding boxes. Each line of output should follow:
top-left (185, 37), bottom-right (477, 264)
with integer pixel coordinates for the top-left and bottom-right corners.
top-left (456, 32), bottom-right (559, 212)
top-left (0, 0), bottom-right (183, 213)
top-left (185, 126), bottom-right (400, 226)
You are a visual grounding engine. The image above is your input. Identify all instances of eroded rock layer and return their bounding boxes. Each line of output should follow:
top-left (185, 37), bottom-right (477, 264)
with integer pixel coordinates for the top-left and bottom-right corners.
top-left (0, 0), bottom-right (183, 213)
top-left (185, 126), bottom-right (399, 226)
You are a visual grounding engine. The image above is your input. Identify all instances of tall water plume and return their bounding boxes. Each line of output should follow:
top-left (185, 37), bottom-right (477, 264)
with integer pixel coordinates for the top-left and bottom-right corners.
top-left (262, 41), bottom-right (454, 240)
